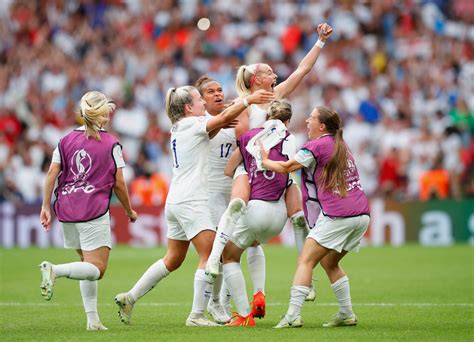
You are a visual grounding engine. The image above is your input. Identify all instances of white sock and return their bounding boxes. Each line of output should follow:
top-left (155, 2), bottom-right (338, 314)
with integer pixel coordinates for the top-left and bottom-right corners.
top-left (129, 259), bottom-right (170, 303)
top-left (223, 263), bottom-right (250, 316)
top-left (191, 269), bottom-right (214, 316)
top-left (247, 245), bottom-right (265, 294)
top-left (331, 275), bottom-right (353, 317)
top-left (219, 280), bottom-right (232, 307)
top-left (287, 285), bottom-right (310, 320)
top-left (53, 262), bottom-right (100, 281)
top-left (208, 199), bottom-right (246, 264)
top-left (211, 264), bottom-right (223, 302)
top-left (80, 280), bottom-right (100, 325)
top-left (290, 211), bottom-right (309, 255)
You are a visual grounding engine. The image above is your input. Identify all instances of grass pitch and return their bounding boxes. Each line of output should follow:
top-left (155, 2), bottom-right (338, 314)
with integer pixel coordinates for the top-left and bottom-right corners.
top-left (1, 245), bottom-right (473, 341)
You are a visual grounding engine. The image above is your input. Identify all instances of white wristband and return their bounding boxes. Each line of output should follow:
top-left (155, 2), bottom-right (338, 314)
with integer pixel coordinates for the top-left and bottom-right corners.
top-left (242, 97), bottom-right (249, 108)
top-left (316, 39), bottom-right (325, 48)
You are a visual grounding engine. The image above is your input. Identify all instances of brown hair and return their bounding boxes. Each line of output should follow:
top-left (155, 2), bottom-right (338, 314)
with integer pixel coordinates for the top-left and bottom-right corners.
top-left (195, 75), bottom-right (218, 96)
top-left (79, 91), bottom-right (115, 141)
top-left (317, 106), bottom-right (348, 197)
top-left (266, 100), bottom-right (292, 123)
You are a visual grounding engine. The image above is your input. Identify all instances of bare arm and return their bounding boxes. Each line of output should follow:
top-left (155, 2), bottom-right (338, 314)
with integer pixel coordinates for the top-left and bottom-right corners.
top-left (40, 163), bottom-right (61, 231)
top-left (206, 90), bottom-right (274, 134)
top-left (114, 168), bottom-right (137, 222)
top-left (224, 149), bottom-right (243, 177)
top-left (274, 23), bottom-right (333, 99)
top-left (262, 158), bottom-right (303, 174)
top-left (260, 141), bottom-right (304, 174)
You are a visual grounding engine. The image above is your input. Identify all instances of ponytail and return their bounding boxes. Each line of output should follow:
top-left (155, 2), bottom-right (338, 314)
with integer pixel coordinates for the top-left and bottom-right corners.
top-left (235, 64), bottom-right (260, 97)
top-left (79, 91), bottom-right (115, 141)
top-left (317, 106), bottom-right (348, 197)
top-left (165, 86), bottom-right (195, 124)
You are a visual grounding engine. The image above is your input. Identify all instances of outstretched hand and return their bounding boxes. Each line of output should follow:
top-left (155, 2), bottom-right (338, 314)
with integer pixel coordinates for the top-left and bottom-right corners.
top-left (247, 89), bottom-right (275, 105)
top-left (317, 23), bottom-right (333, 41)
top-left (222, 119), bottom-right (239, 129)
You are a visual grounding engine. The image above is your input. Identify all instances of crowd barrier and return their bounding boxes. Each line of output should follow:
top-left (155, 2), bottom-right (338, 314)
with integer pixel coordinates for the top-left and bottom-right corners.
top-left (0, 198), bottom-right (472, 248)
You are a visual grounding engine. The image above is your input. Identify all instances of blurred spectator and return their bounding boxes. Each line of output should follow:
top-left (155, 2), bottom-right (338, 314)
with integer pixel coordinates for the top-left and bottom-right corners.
top-left (1, 0), bottom-right (473, 204)
top-left (419, 156), bottom-right (450, 201)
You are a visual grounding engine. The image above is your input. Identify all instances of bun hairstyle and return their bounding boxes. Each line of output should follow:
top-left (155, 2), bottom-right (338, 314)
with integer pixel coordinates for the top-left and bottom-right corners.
top-left (165, 86), bottom-right (196, 124)
top-left (266, 100), bottom-right (292, 123)
top-left (235, 63), bottom-right (260, 97)
top-left (195, 75), bottom-right (218, 96)
top-left (79, 91), bottom-right (115, 141)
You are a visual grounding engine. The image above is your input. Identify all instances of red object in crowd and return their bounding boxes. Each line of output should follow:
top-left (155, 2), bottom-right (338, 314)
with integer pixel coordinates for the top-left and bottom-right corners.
top-left (0, 114), bottom-right (22, 145)
top-left (281, 24), bottom-right (302, 55)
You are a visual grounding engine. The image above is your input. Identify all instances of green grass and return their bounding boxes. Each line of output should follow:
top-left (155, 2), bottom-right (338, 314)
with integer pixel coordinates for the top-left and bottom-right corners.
top-left (1, 245), bottom-right (473, 341)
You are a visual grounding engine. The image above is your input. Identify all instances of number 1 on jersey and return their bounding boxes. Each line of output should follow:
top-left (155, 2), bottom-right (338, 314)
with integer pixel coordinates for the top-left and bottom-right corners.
top-left (172, 138), bottom-right (179, 168)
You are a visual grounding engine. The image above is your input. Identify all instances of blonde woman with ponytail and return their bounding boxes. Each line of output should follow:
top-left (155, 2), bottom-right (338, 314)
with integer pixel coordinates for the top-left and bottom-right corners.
top-left (260, 106), bottom-right (370, 329)
top-left (114, 85), bottom-right (273, 327)
top-left (39, 91), bottom-right (137, 331)
top-left (205, 23), bottom-right (333, 313)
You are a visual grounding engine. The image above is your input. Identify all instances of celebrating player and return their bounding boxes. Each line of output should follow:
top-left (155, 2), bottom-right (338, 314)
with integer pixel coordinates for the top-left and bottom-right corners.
top-left (260, 106), bottom-right (370, 328)
top-left (114, 85), bottom-right (273, 326)
top-left (39, 91), bottom-right (138, 331)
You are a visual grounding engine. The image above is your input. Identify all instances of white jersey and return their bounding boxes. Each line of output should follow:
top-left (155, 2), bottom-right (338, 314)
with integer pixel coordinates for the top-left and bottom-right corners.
top-left (166, 116), bottom-right (210, 204)
top-left (248, 104), bottom-right (267, 129)
top-left (207, 112), bottom-right (236, 193)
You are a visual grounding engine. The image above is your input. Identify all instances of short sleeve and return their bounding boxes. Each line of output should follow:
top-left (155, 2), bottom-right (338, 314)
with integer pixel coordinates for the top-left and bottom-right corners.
top-left (294, 148), bottom-right (315, 168)
top-left (282, 134), bottom-right (296, 159)
top-left (195, 116), bottom-right (209, 136)
top-left (113, 144), bottom-right (126, 168)
top-left (52, 146), bottom-right (61, 164)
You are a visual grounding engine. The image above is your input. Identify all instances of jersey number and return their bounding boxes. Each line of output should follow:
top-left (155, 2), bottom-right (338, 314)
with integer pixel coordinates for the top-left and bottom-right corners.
top-left (220, 143), bottom-right (232, 158)
top-left (172, 139), bottom-right (179, 168)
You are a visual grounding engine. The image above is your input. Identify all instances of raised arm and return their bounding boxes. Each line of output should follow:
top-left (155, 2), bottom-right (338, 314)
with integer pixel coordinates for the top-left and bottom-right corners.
top-left (274, 23), bottom-right (333, 99)
top-left (260, 142), bottom-right (304, 174)
top-left (206, 90), bottom-right (273, 134)
top-left (40, 162), bottom-right (61, 231)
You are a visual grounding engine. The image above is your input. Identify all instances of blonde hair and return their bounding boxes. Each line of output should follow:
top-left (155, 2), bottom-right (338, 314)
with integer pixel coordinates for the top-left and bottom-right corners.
top-left (165, 86), bottom-right (195, 124)
top-left (317, 106), bottom-right (348, 197)
top-left (79, 91), bottom-right (115, 141)
top-left (266, 100), bottom-right (292, 122)
top-left (235, 63), bottom-right (260, 97)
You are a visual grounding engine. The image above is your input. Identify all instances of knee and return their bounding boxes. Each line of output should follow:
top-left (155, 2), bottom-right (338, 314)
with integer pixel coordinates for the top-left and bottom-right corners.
top-left (298, 254), bottom-right (316, 269)
top-left (163, 255), bottom-right (183, 272)
top-left (229, 198), bottom-right (246, 213)
top-left (320, 259), bottom-right (339, 273)
top-left (90, 261), bottom-right (107, 279)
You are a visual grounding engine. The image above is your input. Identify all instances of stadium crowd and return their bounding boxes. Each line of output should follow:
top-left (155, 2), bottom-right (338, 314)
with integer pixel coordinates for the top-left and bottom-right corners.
top-left (1, 0), bottom-right (473, 206)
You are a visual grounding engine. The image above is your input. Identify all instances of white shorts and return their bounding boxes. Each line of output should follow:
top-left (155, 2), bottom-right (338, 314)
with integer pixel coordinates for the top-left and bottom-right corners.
top-left (165, 200), bottom-right (215, 241)
top-left (209, 191), bottom-right (231, 228)
top-left (61, 212), bottom-right (112, 251)
top-left (232, 199), bottom-right (287, 249)
top-left (233, 164), bottom-right (248, 180)
top-left (309, 212), bottom-right (370, 253)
